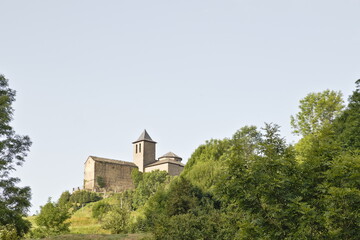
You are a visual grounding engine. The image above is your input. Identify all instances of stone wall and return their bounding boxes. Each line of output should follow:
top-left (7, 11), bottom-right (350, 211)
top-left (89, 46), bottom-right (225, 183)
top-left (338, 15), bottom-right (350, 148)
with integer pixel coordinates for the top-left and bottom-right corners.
top-left (145, 162), bottom-right (184, 176)
top-left (145, 163), bottom-right (169, 173)
top-left (84, 158), bottom-right (95, 190)
top-left (168, 163), bottom-right (184, 176)
top-left (94, 161), bottom-right (137, 192)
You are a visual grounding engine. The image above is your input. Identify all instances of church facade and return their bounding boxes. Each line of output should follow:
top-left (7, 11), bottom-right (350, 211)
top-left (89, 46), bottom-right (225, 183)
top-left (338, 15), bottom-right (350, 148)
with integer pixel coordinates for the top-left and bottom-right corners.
top-left (84, 130), bottom-right (184, 192)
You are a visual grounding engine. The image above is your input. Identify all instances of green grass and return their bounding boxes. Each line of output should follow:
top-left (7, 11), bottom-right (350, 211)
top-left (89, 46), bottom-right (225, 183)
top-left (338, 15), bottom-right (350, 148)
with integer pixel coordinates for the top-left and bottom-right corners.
top-left (69, 201), bottom-right (109, 234)
top-left (25, 195), bottom-right (153, 239)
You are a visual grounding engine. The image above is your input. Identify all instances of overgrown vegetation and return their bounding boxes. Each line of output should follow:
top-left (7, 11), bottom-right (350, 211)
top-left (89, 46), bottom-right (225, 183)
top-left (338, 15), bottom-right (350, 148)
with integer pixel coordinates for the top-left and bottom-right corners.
top-left (29, 80), bottom-right (360, 239)
top-left (29, 200), bottom-right (71, 238)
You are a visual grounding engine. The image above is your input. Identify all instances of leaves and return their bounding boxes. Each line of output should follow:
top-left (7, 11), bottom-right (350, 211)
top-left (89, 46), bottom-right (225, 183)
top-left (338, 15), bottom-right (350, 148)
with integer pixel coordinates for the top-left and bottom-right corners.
top-left (0, 75), bottom-right (32, 237)
top-left (291, 90), bottom-right (344, 136)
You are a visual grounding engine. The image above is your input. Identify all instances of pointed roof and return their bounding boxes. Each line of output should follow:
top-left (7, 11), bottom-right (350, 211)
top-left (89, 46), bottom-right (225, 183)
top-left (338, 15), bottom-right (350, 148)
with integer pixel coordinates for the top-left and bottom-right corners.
top-left (132, 130), bottom-right (157, 143)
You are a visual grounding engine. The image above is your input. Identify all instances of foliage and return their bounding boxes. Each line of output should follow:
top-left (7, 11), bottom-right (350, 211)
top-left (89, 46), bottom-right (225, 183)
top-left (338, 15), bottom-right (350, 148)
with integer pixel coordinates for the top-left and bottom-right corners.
top-left (291, 89), bottom-right (344, 136)
top-left (131, 169), bottom-right (143, 188)
top-left (0, 75), bottom-right (32, 237)
top-left (34, 200), bottom-right (71, 237)
top-left (101, 192), bottom-right (133, 234)
top-left (131, 170), bottom-right (170, 210)
top-left (96, 176), bottom-right (106, 189)
top-left (217, 124), bottom-right (307, 239)
top-left (69, 190), bottom-right (102, 210)
top-left (0, 225), bottom-right (18, 240)
top-left (102, 207), bottom-right (130, 234)
top-left (57, 191), bottom-right (71, 209)
top-left (333, 80), bottom-right (360, 150)
top-left (322, 153), bottom-right (360, 239)
top-left (92, 202), bottom-right (111, 221)
top-left (42, 81), bottom-right (359, 239)
top-left (118, 83), bottom-right (360, 239)
top-left (182, 138), bottom-right (231, 192)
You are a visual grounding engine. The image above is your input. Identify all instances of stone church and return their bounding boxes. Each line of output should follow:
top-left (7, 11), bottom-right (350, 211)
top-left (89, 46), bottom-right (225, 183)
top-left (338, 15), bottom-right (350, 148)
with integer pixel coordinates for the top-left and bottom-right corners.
top-left (84, 130), bottom-right (184, 192)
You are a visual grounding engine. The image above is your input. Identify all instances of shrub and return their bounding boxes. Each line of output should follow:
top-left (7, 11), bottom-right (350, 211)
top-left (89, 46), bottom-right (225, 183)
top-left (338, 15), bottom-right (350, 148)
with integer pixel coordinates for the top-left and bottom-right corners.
top-left (102, 206), bottom-right (130, 234)
top-left (92, 202), bottom-right (111, 221)
top-left (0, 225), bottom-right (18, 240)
top-left (34, 200), bottom-right (71, 236)
top-left (69, 190), bottom-right (102, 210)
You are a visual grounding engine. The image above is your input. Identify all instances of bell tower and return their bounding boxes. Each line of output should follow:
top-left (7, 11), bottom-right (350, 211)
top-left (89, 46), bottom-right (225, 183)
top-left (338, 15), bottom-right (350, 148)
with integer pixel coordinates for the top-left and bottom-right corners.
top-left (132, 130), bottom-right (156, 172)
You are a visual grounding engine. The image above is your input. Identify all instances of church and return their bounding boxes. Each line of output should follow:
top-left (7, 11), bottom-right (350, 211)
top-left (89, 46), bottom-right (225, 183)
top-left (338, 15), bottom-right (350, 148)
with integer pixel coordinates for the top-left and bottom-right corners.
top-left (83, 130), bottom-right (184, 192)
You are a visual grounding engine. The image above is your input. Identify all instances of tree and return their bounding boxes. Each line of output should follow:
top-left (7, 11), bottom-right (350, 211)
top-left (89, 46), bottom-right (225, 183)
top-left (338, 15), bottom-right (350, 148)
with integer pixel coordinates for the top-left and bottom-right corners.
top-left (57, 191), bottom-right (71, 209)
top-left (0, 75), bottom-right (32, 237)
top-left (102, 206), bottom-right (130, 234)
top-left (68, 190), bottom-right (102, 210)
top-left (334, 80), bottom-right (360, 150)
top-left (291, 90), bottom-right (344, 136)
top-left (101, 191), bottom-right (133, 233)
top-left (34, 200), bottom-right (71, 236)
top-left (132, 170), bottom-right (169, 209)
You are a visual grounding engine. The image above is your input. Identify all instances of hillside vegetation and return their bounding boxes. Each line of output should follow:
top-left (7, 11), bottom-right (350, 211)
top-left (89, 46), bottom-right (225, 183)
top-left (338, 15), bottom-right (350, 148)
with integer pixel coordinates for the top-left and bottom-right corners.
top-left (29, 80), bottom-right (360, 239)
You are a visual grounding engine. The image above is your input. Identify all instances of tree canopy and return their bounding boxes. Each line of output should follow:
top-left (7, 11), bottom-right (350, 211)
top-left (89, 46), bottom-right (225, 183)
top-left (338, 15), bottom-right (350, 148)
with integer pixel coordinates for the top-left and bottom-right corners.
top-left (290, 90), bottom-right (344, 136)
top-left (0, 75), bottom-right (32, 237)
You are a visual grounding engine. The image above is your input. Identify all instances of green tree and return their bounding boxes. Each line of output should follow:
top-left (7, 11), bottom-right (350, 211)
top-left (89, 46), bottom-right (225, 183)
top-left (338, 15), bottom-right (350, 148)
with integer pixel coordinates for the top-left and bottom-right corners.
top-left (69, 190), bottom-right (102, 210)
top-left (182, 138), bottom-right (231, 192)
top-left (57, 191), bottom-right (71, 209)
top-left (217, 124), bottom-right (317, 239)
top-left (0, 75), bottom-right (32, 237)
top-left (334, 80), bottom-right (360, 150)
top-left (102, 206), bottom-right (130, 234)
top-left (101, 191), bottom-right (133, 233)
top-left (132, 170), bottom-right (169, 209)
top-left (291, 90), bottom-right (344, 136)
top-left (323, 153), bottom-right (360, 239)
top-left (35, 200), bottom-right (71, 236)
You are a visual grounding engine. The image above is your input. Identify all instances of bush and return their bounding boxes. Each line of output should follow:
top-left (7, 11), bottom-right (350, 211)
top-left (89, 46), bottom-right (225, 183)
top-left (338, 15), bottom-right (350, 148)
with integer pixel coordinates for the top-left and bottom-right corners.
top-left (34, 200), bottom-right (71, 236)
top-left (69, 190), bottom-right (102, 210)
top-left (92, 202), bottom-right (111, 221)
top-left (0, 225), bottom-right (18, 240)
top-left (57, 191), bottom-right (71, 209)
top-left (102, 206), bottom-right (130, 234)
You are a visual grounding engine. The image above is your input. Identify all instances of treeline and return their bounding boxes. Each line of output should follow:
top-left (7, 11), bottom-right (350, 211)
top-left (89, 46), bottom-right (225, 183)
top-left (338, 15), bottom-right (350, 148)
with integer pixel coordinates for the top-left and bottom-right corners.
top-left (134, 80), bottom-right (360, 239)
top-left (32, 80), bottom-right (360, 239)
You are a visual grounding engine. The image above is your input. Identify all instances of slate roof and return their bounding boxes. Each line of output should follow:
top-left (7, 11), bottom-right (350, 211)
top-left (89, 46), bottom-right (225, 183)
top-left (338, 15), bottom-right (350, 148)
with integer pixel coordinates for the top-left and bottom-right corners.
top-left (88, 156), bottom-right (137, 167)
top-left (159, 152), bottom-right (182, 161)
top-left (133, 130), bottom-right (157, 143)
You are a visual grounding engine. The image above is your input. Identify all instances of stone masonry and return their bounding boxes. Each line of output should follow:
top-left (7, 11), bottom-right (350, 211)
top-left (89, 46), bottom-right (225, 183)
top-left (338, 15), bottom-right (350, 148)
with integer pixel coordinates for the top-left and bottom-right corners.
top-left (84, 130), bottom-right (184, 192)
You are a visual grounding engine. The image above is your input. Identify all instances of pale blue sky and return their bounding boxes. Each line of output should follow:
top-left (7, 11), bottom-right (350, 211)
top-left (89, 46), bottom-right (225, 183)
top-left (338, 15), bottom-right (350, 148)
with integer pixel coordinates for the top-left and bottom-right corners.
top-left (0, 0), bottom-right (359, 214)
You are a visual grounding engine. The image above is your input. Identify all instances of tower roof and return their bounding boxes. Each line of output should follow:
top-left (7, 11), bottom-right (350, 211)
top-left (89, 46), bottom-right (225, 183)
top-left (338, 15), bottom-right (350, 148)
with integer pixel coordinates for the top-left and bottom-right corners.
top-left (133, 130), bottom-right (157, 143)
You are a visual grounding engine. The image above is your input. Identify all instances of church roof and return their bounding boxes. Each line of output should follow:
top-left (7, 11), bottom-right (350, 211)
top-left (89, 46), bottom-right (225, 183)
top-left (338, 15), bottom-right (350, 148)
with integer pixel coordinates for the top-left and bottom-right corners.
top-left (145, 158), bottom-right (185, 168)
top-left (159, 152), bottom-right (182, 161)
top-left (132, 130), bottom-right (156, 143)
top-left (88, 156), bottom-right (137, 167)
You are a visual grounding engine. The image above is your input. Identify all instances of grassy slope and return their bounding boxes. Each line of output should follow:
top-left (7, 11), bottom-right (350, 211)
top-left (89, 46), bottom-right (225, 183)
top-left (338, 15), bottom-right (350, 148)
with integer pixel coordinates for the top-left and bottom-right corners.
top-left (26, 196), bottom-right (151, 239)
top-left (69, 201), bottom-right (109, 234)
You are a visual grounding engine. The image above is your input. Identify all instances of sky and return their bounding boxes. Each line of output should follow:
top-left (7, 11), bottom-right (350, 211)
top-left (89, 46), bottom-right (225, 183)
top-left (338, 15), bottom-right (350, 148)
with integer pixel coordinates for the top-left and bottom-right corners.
top-left (0, 0), bottom-right (359, 214)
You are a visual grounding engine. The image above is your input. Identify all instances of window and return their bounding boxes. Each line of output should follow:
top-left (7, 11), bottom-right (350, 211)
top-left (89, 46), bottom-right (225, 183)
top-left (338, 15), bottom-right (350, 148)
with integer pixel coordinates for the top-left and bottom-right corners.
top-left (139, 143), bottom-right (142, 153)
top-left (136, 144), bottom-right (138, 153)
